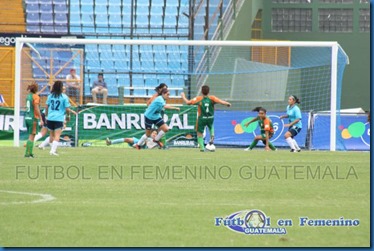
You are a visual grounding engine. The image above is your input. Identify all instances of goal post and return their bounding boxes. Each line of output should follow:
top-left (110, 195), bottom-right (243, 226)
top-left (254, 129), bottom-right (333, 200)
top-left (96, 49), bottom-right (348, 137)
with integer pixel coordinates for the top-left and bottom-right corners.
top-left (13, 37), bottom-right (349, 150)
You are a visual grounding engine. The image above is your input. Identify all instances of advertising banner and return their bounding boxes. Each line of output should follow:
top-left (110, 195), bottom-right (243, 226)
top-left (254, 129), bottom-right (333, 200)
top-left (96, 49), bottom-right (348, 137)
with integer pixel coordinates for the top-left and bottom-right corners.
top-left (77, 105), bottom-right (198, 147)
top-left (311, 114), bottom-right (370, 151)
top-left (209, 111), bottom-right (309, 148)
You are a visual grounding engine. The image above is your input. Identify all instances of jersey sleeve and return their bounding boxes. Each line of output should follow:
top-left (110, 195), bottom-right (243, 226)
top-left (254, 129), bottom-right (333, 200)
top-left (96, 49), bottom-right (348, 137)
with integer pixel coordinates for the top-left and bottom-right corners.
top-left (32, 94), bottom-right (40, 105)
top-left (294, 106), bottom-right (302, 119)
top-left (64, 95), bottom-right (71, 108)
top-left (263, 118), bottom-right (271, 131)
top-left (189, 96), bottom-right (203, 105)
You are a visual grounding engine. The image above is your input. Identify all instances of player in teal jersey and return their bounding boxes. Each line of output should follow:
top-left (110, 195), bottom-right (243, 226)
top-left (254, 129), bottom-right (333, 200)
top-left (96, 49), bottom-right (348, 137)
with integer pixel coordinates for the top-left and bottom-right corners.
top-left (181, 85), bottom-right (231, 152)
top-left (24, 82), bottom-right (43, 158)
top-left (45, 81), bottom-right (71, 156)
top-left (280, 95), bottom-right (302, 152)
top-left (135, 89), bottom-right (180, 149)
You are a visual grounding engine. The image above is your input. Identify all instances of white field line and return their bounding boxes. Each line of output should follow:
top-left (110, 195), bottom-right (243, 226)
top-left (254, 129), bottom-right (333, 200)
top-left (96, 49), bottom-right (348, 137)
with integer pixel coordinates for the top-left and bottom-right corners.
top-left (0, 190), bottom-right (56, 205)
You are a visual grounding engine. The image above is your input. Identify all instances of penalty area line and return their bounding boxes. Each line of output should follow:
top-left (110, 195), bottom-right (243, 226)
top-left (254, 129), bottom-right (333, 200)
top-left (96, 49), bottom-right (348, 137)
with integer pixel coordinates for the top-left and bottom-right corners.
top-left (0, 190), bottom-right (56, 205)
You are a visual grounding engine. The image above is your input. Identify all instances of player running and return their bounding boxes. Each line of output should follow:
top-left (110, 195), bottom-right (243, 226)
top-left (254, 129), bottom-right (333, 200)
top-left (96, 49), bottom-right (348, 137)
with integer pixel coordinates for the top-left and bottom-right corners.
top-left (45, 81), bottom-right (71, 156)
top-left (243, 107), bottom-right (276, 151)
top-left (181, 85), bottom-right (231, 152)
top-left (134, 89), bottom-right (180, 149)
top-left (280, 95), bottom-right (302, 152)
top-left (106, 130), bottom-right (158, 149)
top-left (147, 83), bottom-right (168, 149)
top-left (24, 82), bottom-right (43, 158)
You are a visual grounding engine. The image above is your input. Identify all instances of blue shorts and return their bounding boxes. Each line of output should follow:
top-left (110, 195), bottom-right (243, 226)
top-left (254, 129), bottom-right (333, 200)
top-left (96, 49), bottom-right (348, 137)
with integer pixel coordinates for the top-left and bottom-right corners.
top-left (288, 126), bottom-right (301, 138)
top-left (47, 120), bottom-right (64, 131)
top-left (127, 137), bottom-right (139, 147)
top-left (145, 116), bottom-right (164, 130)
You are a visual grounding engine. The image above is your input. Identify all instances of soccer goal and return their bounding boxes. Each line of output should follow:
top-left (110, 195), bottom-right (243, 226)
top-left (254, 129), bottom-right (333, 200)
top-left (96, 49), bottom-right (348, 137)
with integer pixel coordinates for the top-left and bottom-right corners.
top-left (13, 37), bottom-right (349, 150)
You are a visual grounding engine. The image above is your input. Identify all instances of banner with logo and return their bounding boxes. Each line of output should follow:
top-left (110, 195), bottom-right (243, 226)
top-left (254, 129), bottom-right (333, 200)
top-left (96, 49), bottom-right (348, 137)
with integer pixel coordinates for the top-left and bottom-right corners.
top-left (311, 114), bottom-right (370, 151)
top-left (208, 111), bottom-right (309, 148)
top-left (77, 105), bottom-right (198, 147)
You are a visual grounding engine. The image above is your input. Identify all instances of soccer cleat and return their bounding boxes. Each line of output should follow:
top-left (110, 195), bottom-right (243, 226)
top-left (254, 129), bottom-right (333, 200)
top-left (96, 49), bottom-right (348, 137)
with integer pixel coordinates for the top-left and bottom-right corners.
top-left (106, 138), bottom-right (111, 146)
top-left (153, 139), bottom-right (164, 149)
top-left (244, 147), bottom-right (251, 151)
top-left (49, 151), bottom-right (59, 156)
top-left (24, 154), bottom-right (34, 158)
top-left (200, 149), bottom-right (205, 152)
top-left (134, 144), bottom-right (141, 150)
top-left (290, 149), bottom-right (296, 152)
top-left (297, 149), bottom-right (301, 152)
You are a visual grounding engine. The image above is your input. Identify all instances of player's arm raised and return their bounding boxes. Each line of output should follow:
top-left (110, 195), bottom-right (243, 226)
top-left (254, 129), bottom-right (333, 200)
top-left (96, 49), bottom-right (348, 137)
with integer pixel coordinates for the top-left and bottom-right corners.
top-left (211, 96), bottom-right (231, 107)
top-left (180, 92), bottom-right (194, 105)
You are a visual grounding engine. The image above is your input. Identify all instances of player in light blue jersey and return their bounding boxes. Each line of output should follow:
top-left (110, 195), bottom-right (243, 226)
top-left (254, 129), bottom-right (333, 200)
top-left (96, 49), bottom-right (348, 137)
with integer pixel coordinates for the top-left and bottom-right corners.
top-left (280, 95), bottom-right (302, 152)
top-left (135, 88), bottom-right (180, 149)
top-left (45, 81), bottom-right (71, 156)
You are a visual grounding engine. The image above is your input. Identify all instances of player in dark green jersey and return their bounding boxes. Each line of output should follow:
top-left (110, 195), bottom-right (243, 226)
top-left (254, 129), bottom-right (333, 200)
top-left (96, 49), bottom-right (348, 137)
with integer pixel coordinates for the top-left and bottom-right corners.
top-left (181, 85), bottom-right (231, 152)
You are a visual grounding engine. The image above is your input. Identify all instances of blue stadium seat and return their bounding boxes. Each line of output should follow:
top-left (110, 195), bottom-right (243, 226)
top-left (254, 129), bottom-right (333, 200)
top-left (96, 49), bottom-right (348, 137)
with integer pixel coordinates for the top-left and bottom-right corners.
top-left (40, 13), bottom-right (54, 24)
top-left (81, 13), bottom-right (95, 33)
top-left (109, 14), bottom-right (122, 33)
top-left (136, 5), bottom-right (148, 15)
top-left (95, 14), bottom-right (109, 33)
top-left (69, 12), bottom-right (81, 33)
top-left (26, 3), bottom-right (40, 13)
top-left (164, 15), bottom-right (176, 28)
top-left (40, 3), bottom-right (53, 13)
top-left (150, 5), bottom-right (163, 15)
top-left (81, 4), bottom-right (94, 14)
top-left (25, 0), bottom-right (38, 4)
top-left (150, 14), bottom-right (162, 28)
top-left (108, 0), bottom-right (122, 6)
top-left (53, 0), bottom-right (67, 3)
top-left (132, 75), bottom-right (145, 87)
top-left (94, 4), bottom-right (107, 14)
top-left (166, 0), bottom-right (178, 7)
top-left (136, 0), bottom-right (149, 7)
top-left (40, 0), bottom-right (52, 4)
top-left (55, 23), bottom-right (68, 34)
top-left (135, 15), bottom-right (149, 28)
top-left (55, 13), bottom-right (67, 24)
top-left (80, 0), bottom-right (94, 5)
top-left (26, 12), bottom-right (40, 23)
top-left (108, 4), bottom-right (121, 15)
top-left (165, 5), bottom-right (177, 15)
top-left (54, 3), bottom-right (68, 13)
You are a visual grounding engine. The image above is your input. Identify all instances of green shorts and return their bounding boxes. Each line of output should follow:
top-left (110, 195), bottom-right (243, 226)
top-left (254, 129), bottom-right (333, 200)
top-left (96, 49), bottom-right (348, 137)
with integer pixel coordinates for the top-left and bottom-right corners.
top-left (25, 119), bottom-right (40, 135)
top-left (196, 117), bottom-right (214, 134)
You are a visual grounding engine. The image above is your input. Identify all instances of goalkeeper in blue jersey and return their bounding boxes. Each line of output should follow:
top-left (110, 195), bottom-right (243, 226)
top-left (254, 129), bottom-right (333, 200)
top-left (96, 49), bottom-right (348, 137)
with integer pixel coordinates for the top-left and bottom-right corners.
top-left (280, 95), bottom-right (302, 152)
top-left (106, 130), bottom-right (158, 149)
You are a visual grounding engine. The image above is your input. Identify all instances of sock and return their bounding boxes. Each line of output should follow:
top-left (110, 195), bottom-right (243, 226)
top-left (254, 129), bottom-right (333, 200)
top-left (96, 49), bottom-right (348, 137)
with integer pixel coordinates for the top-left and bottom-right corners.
top-left (198, 136), bottom-right (204, 150)
top-left (286, 137), bottom-right (296, 150)
top-left (29, 140), bottom-right (34, 155)
top-left (268, 142), bottom-right (276, 151)
top-left (25, 140), bottom-right (32, 155)
top-left (34, 132), bottom-right (43, 142)
top-left (249, 140), bottom-right (259, 149)
top-left (137, 134), bottom-right (148, 146)
top-left (112, 138), bottom-right (124, 144)
top-left (155, 130), bottom-right (165, 141)
top-left (51, 141), bottom-right (59, 153)
top-left (39, 136), bottom-right (50, 148)
top-left (292, 139), bottom-right (300, 150)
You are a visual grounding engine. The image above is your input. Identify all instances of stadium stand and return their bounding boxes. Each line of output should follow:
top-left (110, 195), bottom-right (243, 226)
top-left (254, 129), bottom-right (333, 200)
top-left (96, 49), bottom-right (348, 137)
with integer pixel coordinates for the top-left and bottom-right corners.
top-left (23, 0), bottom-right (232, 100)
top-left (0, 0), bottom-right (26, 33)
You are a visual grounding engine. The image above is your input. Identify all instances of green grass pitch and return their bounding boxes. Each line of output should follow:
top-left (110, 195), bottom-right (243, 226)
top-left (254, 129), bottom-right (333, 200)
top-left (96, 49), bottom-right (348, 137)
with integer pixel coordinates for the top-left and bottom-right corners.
top-left (0, 146), bottom-right (370, 247)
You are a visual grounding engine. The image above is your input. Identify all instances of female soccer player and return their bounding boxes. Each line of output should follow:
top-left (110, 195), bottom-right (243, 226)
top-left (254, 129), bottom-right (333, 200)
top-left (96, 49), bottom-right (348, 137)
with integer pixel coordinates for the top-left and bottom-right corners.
top-left (147, 83), bottom-right (168, 148)
top-left (243, 107), bottom-right (276, 151)
top-left (280, 95), bottom-right (302, 152)
top-left (45, 81), bottom-right (71, 156)
top-left (181, 85), bottom-right (231, 152)
top-left (106, 130), bottom-right (158, 149)
top-left (134, 89), bottom-right (180, 149)
top-left (24, 82), bottom-right (43, 158)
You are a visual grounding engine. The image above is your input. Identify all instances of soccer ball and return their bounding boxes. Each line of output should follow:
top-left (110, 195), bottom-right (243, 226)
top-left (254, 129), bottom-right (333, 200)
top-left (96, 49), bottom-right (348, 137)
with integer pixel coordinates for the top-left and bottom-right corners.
top-left (205, 143), bottom-right (216, 152)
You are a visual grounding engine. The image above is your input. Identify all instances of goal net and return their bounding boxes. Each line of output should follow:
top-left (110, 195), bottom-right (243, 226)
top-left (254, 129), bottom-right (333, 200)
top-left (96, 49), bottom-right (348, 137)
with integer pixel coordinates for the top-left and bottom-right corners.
top-left (13, 38), bottom-right (349, 150)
